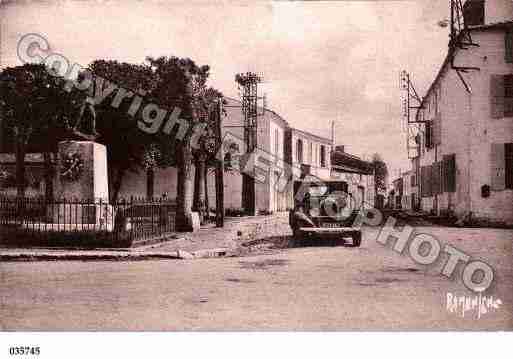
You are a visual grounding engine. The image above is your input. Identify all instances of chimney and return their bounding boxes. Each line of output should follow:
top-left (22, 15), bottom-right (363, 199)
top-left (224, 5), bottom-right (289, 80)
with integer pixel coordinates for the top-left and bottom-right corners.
top-left (483, 0), bottom-right (513, 25)
top-left (463, 0), bottom-right (513, 27)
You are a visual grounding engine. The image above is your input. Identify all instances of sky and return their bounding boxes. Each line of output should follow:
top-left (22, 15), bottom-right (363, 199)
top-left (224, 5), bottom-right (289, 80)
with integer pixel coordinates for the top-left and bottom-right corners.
top-left (0, 0), bottom-right (453, 179)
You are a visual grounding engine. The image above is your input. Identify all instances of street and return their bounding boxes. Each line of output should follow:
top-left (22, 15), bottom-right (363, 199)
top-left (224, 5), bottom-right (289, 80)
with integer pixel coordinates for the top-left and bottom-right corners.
top-left (1, 219), bottom-right (512, 331)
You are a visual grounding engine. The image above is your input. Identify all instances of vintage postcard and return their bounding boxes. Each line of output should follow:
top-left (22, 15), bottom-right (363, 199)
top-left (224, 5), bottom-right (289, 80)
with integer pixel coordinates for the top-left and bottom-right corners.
top-left (0, 0), bottom-right (511, 357)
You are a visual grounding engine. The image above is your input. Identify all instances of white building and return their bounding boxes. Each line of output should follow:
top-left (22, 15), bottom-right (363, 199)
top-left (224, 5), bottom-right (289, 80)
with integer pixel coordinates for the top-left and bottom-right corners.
top-left (330, 147), bottom-right (375, 210)
top-left (414, 1), bottom-right (513, 225)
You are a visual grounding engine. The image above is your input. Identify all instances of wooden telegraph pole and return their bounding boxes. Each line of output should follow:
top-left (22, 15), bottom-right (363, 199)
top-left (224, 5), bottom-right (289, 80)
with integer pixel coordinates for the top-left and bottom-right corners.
top-left (215, 99), bottom-right (224, 227)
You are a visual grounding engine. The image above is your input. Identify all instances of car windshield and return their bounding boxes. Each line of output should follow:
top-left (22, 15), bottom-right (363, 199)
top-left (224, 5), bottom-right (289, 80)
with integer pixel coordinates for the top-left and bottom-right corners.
top-left (294, 181), bottom-right (348, 200)
top-left (307, 185), bottom-right (328, 197)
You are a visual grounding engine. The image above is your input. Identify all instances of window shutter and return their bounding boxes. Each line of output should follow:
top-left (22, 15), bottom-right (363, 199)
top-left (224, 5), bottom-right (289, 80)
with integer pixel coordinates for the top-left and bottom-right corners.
top-left (490, 75), bottom-right (505, 119)
top-left (433, 113), bottom-right (442, 145)
top-left (504, 75), bottom-right (513, 117)
top-left (505, 143), bottom-right (513, 189)
top-left (433, 162), bottom-right (442, 195)
top-left (505, 31), bottom-right (513, 64)
top-left (421, 166), bottom-right (428, 197)
top-left (490, 143), bottom-right (506, 191)
top-left (431, 163), bottom-right (438, 195)
top-left (441, 159), bottom-right (446, 193)
top-left (425, 122), bottom-right (433, 149)
top-left (426, 165), bottom-right (433, 197)
top-left (443, 154), bottom-right (456, 193)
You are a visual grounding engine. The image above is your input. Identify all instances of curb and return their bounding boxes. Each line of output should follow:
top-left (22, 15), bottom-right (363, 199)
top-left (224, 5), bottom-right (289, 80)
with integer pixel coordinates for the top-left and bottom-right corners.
top-left (0, 247), bottom-right (235, 262)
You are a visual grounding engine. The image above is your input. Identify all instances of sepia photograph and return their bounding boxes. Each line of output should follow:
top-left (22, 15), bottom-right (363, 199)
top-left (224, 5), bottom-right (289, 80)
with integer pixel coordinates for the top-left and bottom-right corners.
top-left (0, 0), bottom-right (512, 356)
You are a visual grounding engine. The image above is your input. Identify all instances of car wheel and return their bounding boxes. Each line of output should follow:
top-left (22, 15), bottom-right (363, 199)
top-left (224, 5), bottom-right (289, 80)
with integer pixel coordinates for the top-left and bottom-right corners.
top-left (352, 232), bottom-right (362, 247)
top-left (293, 228), bottom-right (304, 247)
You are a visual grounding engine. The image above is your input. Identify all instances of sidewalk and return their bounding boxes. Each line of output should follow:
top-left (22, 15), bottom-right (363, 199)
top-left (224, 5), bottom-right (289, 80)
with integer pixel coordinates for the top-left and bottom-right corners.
top-left (0, 213), bottom-right (291, 262)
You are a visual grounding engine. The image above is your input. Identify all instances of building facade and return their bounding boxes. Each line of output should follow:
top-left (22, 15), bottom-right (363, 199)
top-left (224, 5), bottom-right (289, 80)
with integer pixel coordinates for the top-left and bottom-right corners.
top-left (390, 170), bottom-right (417, 211)
top-left (414, 2), bottom-right (513, 225)
top-left (285, 127), bottom-right (332, 181)
top-left (330, 146), bottom-right (375, 210)
top-left (208, 97), bottom-right (291, 213)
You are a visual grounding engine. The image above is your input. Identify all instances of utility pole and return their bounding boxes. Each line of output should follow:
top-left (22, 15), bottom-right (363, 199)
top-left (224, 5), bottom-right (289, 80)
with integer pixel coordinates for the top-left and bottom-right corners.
top-left (215, 99), bottom-right (224, 227)
top-left (235, 72), bottom-right (263, 216)
top-left (331, 120), bottom-right (335, 146)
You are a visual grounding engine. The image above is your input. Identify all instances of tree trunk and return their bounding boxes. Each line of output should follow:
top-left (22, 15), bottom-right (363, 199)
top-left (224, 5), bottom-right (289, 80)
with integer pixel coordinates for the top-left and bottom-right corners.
top-left (176, 140), bottom-right (194, 232)
top-left (146, 167), bottom-right (155, 200)
top-left (15, 137), bottom-right (26, 199)
top-left (204, 164), bottom-right (209, 222)
top-left (43, 151), bottom-right (54, 201)
top-left (193, 158), bottom-right (201, 211)
top-left (193, 154), bottom-right (206, 224)
top-left (214, 100), bottom-right (224, 227)
top-left (111, 166), bottom-right (127, 203)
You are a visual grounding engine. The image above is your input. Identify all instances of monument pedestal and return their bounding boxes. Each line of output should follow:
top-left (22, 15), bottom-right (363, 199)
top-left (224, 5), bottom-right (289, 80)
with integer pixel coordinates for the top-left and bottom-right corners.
top-left (47, 141), bottom-right (113, 228)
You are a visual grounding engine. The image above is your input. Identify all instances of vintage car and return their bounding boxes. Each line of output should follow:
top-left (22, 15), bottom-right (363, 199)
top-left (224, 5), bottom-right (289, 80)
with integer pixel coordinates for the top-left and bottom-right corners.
top-left (289, 180), bottom-right (362, 247)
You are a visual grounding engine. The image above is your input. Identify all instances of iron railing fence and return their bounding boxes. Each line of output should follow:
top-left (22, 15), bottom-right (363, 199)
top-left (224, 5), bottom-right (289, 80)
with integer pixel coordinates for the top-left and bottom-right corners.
top-left (0, 196), bottom-right (176, 247)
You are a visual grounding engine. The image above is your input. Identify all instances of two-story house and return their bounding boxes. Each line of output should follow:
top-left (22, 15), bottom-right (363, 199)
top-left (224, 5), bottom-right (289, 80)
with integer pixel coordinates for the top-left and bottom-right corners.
top-left (414, 0), bottom-right (513, 225)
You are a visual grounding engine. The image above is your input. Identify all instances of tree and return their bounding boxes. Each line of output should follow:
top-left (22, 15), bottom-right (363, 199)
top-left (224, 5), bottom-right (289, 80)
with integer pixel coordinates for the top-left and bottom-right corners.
top-left (84, 60), bottom-right (158, 202)
top-left (146, 56), bottom-right (210, 231)
top-left (0, 63), bottom-right (87, 198)
top-left (371, 153), bottom-right (388, 195)
top-left (192, 88), bottom-right (225, 224)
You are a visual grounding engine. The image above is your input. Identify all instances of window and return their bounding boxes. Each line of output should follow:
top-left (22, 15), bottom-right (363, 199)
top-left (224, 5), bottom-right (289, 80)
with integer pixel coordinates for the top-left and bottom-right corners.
top-left (505, 75), bottom-right (513, 117)
top-left (320, 145), bottom-right (326, 168)
top-left (506, 143), bottom-right (513, 190)
top-left (463, 0), bottom-right (485, 26)
top-left (425, 121), bottom-right (433, 149)
top-left (490, 143), bottom-right (513, 190)
top-left (432, 162), bottom-right (442, 195)
top-left (411, 174), bottom-right (416, 187)
top-left (506, 31), bottom-right (513, 64)
top-left (296, 139), bottom-right (303, 164)
top-left (420, 163), bottom-right (446, 197)
top-left (421, 165), bottom-right (432, 198)
top-left (309, 142), bottom-right (313, 164)
top-left (490, 74), bottom-right (513, 118)
top-left (442, 154), bottom-right (456, 193)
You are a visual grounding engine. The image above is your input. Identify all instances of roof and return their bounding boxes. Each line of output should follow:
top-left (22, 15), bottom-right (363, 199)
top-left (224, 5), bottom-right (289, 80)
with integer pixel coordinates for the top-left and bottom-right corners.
top-left (416, 20), bottom-right (513, 118)
top-left (331, 150), bottom-right (373, 175)
top-left (223, 97), bottom-right (332, 144)
top-left (332, 164), bottom-right (369, 175)
top-left (468, 20), bottom-right (513, 32)
top-left (289, 127), bottom-right (332, 144)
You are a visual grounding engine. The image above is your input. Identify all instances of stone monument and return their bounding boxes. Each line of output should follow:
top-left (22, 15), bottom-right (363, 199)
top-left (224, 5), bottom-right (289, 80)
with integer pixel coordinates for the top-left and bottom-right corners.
top-left (47, 107), bottom-right (113, 229)
top-left (48, 141), bottom-right (113, 228)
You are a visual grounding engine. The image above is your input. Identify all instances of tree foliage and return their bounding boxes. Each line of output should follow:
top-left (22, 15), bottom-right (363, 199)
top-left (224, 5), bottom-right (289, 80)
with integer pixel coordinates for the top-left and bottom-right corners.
top-left (0, 63), bottom-right (87, 150)
top-left (371, 153), bottom-right (388, 194)
top-left (145, 56), bottom-right (218, 230)
top-left (0, 63), bottom-right (88, 197)
top-left (85, 60), bottom-right (159, 201)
